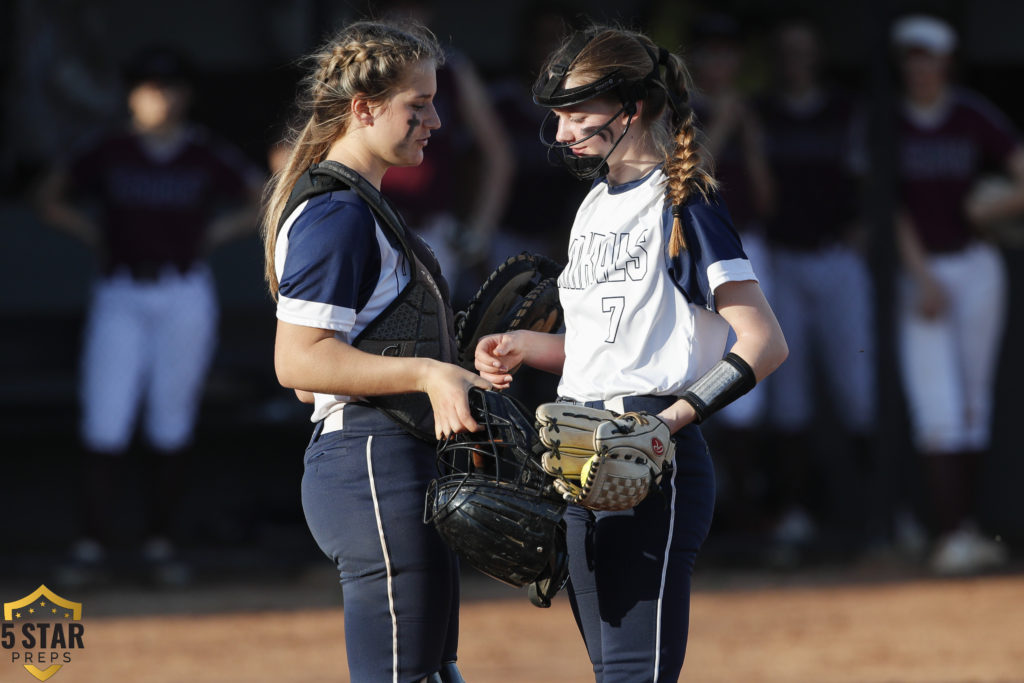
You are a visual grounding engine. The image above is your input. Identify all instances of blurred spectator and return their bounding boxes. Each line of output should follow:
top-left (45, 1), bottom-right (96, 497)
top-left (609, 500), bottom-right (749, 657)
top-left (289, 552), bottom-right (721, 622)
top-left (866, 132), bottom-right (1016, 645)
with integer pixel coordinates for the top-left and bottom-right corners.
top-left (890, 15), bottom-right (1024, 574)
top-left (755, 19), bottom-right (877, 553)
top-left (377, 0), bottom-right (515, 306)
top-left (690, 13), bottom-right (774, 232)
top-left (483, 2), bottom-right (587, 410)
top-left (34, 46), bottom-right (263, 585)
top-left (687, 13), bottom-right (779, 539)
top-left (486, 1), bottom-right (589, 267)
top-left (3, 0), bottom-right (122, 194)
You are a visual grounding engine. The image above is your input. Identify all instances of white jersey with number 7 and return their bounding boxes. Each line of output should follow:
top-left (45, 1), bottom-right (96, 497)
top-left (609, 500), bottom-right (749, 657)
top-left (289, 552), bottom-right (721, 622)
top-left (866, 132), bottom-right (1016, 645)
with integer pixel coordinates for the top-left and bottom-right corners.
top-left (557, 166), bottom-right (758, 403)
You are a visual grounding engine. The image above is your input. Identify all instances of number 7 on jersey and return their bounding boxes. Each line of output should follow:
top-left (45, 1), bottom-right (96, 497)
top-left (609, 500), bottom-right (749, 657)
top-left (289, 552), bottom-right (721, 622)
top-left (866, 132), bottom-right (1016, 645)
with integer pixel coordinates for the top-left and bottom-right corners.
top-left (601, 296), bottom-right (625, 343)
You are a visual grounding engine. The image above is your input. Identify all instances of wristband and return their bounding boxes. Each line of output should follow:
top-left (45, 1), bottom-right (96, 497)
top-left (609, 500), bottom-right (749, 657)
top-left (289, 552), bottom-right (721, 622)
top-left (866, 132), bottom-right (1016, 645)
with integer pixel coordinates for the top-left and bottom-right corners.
top-left (680, 353), bottom-right (757, 424)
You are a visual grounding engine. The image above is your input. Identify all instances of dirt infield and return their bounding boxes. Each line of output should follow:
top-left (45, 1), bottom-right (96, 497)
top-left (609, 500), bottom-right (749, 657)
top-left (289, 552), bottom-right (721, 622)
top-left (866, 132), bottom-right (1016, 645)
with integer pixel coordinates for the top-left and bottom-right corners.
top-left (10, 571), bottom-right (1024, 683)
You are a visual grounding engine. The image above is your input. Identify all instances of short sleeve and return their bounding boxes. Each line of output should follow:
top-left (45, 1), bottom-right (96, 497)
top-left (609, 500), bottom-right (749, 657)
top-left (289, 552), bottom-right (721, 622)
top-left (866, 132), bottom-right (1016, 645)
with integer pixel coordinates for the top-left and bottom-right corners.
top-left (191, 129), bottom-right (263, 199)
top-left (276, 194), bottom-right (382, 333)
top-left (966, 92), bottom-right (1021, 169)
top-left (666, 193), bottom-right (757, 311)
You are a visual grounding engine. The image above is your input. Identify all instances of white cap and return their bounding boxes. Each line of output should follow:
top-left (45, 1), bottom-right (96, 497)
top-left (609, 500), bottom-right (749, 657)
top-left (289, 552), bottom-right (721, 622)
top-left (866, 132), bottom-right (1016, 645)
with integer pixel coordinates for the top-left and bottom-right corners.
top-left (891, 15), bottom-right (957, 55)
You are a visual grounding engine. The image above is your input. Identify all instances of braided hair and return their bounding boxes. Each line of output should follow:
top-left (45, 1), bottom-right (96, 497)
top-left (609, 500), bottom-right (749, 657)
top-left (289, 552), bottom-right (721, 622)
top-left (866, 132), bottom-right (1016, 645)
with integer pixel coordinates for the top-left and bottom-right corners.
top-left (261, 20), bottom-right (443, 295)
top-left (659, 47), bottom-right (719, 256)
top-left (542, 27), bottom-right (717, 256)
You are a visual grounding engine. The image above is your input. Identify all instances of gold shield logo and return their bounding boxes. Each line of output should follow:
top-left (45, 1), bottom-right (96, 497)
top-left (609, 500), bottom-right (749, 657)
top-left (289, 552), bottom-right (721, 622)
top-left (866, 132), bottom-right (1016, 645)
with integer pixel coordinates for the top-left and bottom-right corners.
top-left (3, 585), bottom-right (84, 681)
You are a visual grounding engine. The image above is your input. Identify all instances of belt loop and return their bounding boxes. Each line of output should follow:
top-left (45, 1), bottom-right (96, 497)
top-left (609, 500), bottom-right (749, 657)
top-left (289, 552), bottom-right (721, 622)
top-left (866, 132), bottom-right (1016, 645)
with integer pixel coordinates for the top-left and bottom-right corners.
top-left (308, 419), bottom-right (325, 447)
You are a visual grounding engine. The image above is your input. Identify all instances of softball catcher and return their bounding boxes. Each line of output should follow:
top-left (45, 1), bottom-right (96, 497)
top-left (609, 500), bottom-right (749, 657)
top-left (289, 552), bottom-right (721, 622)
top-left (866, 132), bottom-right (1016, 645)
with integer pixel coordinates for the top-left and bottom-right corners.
top-left (263, 20), bottom-right (488, 682)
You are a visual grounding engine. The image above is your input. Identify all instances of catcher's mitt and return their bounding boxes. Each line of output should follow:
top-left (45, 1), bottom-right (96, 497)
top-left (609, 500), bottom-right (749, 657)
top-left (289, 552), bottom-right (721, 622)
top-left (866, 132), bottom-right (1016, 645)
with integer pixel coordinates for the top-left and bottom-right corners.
top-left (454, 252), bottom-right (563, 371)
top-left (535, 403), bottom-right (675, 511)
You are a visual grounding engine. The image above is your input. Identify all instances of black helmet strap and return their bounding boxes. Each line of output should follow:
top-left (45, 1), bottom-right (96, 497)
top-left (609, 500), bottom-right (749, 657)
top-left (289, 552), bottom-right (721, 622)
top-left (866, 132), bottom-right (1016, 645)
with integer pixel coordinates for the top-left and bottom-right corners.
top-left (538, 106), bottom-right (637, 180)
top-left (534, 31), bottom-right (687, 179)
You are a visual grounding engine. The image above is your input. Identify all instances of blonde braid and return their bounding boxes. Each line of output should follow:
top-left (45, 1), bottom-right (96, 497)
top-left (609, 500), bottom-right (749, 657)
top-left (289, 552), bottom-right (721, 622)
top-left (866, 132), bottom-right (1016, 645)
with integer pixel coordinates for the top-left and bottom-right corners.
top-left (260, 20), bottom-right (443, 296)
top-left (658, 47), bottom-right (717, 258)
top-left (663, 108), bottom-right (717, 256)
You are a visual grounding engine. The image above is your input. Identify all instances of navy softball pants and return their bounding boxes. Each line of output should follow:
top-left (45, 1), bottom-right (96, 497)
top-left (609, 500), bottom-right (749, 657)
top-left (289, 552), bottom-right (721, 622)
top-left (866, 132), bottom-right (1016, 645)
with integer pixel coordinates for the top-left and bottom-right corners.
top-left (301, 404), bottom-right (460, 682)
top-left (563, 396), bottom-right (716, 683)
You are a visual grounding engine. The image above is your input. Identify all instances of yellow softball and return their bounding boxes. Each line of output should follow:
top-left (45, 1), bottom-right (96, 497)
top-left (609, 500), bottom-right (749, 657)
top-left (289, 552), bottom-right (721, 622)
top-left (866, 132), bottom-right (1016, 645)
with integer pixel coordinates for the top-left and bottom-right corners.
top-left (580, 455), bottom-right (599, 484)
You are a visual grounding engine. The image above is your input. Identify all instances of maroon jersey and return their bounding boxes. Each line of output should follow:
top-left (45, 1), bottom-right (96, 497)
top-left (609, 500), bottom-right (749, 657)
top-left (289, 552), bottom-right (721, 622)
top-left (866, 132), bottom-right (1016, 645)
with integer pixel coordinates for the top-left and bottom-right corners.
top-left (898, 88), bottom-right (1019, 253)
top-left (68, 126), bottom-right (257, 273)
top-left (757, 90), bottom-right (859, 249)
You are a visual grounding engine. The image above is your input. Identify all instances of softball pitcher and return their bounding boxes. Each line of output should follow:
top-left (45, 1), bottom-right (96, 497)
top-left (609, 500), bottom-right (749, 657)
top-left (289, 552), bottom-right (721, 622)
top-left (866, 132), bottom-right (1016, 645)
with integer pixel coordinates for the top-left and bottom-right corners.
top-left (476, 26), bottom-right (787, 681)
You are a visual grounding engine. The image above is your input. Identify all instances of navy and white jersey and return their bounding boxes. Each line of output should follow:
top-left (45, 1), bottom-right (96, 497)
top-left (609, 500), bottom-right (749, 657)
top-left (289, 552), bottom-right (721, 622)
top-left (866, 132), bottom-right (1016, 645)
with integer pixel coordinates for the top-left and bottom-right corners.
top-left (275, 189), bottom-right (411, 421)
top-left (557, 166), bottom-right (756, 403)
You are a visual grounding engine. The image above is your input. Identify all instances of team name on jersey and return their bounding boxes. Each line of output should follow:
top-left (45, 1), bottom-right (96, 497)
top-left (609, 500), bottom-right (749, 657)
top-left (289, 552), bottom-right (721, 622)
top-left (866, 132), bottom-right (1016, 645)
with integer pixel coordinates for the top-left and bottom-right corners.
top-left (110, 167), bottom-right (207, 207)
top-left (901, 138), bottom-right (976, 179)
top-left (558, 228), bottom-right (651, 290)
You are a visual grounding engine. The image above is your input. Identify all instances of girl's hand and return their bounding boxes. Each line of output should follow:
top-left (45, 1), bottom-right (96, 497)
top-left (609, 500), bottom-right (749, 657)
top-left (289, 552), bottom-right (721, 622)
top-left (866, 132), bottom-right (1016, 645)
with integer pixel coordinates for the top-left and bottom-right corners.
top-left (915, 273), bottom-right (949, 320)
top-left (657, 402), bottom-right (699, 434)
top-left (474, 332), bottom-right (524, 390)
top-left (419, 360), bottom-right (493, 439)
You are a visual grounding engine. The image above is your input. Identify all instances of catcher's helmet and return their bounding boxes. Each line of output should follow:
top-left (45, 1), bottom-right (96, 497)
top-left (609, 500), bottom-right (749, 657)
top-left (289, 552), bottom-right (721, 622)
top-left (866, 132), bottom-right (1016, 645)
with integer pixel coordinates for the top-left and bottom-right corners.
top-left (425, 388), bottom-right (569, 607)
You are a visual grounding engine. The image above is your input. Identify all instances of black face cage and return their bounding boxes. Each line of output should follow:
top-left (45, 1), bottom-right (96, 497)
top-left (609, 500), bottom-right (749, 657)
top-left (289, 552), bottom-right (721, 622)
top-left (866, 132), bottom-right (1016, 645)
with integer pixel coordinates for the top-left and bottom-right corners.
top-left (423, 389), bottom-right (569, 606)
top-left (429, 388), bottom-right (557, 504)
top-left (531, 30), bottom-right (686, 181)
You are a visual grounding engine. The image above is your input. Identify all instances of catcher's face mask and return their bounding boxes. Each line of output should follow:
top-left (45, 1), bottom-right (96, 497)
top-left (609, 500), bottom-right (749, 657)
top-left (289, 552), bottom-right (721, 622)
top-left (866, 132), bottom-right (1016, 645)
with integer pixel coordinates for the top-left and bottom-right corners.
top-left (533, 31), bottom-right (657, 180)
top-left (425, 388), bottom-right (568, 607)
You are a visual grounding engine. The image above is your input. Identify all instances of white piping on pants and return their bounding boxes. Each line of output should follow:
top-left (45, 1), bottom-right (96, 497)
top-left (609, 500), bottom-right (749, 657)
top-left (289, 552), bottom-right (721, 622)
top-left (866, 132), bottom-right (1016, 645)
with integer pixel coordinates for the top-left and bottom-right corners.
top-left (653, 462), bottom-right (678, 681)
top-left (367, 435), bottom-right (400, 683)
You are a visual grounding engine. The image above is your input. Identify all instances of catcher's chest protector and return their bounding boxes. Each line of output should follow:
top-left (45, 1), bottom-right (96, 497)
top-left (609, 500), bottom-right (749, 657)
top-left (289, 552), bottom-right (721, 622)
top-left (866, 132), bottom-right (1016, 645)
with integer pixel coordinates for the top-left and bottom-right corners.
top-left (280, 161), bottom-right (457, 441)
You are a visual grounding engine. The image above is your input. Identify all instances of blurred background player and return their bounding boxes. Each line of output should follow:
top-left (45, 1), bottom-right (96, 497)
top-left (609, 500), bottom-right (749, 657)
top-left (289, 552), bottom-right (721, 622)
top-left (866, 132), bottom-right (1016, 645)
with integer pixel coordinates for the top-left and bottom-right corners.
top-left (35, 46), bottom-right (263, 584)
top-left (377, 0), bottom-right (514, 306)
top-left (686, 13), bottom-right (780, 541)
top-left (486, 0), bottom-right (589, 267)
top-left (2, 0), bottom-right (122, 193)
top-left (755, 18), bottom-right (878, 556)
top-left (891, 15), bottom-right (1024, 575)
top-left (483, 1), bottom-right (589, 410)
top-left (688, 12), bottom-right (773, 259)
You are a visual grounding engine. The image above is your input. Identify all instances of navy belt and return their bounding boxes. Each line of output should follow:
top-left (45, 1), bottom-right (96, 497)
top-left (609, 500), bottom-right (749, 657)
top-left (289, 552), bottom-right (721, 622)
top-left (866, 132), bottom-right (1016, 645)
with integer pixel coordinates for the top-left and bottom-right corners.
top-left (557, 394), bottom-right (678, 414)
